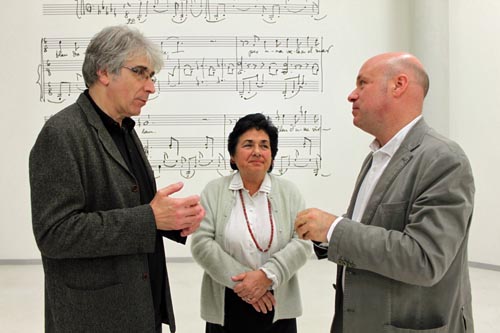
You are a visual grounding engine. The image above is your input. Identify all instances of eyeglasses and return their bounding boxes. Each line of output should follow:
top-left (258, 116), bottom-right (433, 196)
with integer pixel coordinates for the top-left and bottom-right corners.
top-left (121, 65), bottom-right (157, 83)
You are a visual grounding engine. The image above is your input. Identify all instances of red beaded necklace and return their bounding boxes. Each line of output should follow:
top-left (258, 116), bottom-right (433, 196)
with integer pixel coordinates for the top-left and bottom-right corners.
top-left (239, 189), bottom-right (274, 253)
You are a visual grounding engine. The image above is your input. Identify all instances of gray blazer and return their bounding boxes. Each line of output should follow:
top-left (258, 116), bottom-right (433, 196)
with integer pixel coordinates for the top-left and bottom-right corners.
top-left (29, 93), bottom-right (182, 332)
top-left (318, 119), bottom-right (475, 332)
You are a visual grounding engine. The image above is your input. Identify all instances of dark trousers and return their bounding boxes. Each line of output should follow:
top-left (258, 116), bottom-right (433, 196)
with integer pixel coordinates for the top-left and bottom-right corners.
top-left (206, 288), bottom-right (297, 333)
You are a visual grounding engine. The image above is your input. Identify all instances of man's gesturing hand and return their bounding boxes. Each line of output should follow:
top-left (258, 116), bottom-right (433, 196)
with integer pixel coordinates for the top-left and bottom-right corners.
top-left (150, 182), bottom-right (205, 236)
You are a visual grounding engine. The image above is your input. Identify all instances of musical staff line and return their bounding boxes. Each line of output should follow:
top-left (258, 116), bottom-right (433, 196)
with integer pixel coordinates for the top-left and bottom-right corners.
top-left (42, 0), bottom-right (322, 24)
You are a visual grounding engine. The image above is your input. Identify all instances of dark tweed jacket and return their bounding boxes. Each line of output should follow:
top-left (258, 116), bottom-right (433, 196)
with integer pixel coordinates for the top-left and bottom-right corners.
top-left (29, 93), bottom-right (183, 332)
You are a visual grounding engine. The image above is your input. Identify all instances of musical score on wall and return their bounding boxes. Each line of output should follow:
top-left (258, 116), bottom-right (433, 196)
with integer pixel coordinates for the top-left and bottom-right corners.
top-left (135, 109), bottom-right (328, 179)
top-left (42, 0), bottom-right (322, 25)
top-left (37, 3), bottom-right (334, 179)
top-left (37, 34), bottom-right (333, 103)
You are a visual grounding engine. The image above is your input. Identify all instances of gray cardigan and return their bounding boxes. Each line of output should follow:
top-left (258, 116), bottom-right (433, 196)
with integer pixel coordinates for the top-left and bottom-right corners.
top-left (29, 93), bottom-right (182, 332)
top-left (191, 174), bottom-right (312, 325)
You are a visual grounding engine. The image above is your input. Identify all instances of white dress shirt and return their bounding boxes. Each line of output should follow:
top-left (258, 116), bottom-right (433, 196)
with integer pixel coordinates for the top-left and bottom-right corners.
top-left (327, 115), bottom-right (422, 240)
top-left (326, 116), bottom-right (422, 289)
top-left (225, 172), bottom-right (279, 286)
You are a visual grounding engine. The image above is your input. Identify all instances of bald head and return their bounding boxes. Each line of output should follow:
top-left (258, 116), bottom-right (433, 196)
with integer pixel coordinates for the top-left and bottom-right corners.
top-left (348, 52), bottom-right (429, 146)
top-left (367, 52), bottom-right (429, 97)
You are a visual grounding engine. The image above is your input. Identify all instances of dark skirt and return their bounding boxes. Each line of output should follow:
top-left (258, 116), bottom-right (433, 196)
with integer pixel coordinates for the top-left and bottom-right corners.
top-left (205, 288), bottom-right (297, 333)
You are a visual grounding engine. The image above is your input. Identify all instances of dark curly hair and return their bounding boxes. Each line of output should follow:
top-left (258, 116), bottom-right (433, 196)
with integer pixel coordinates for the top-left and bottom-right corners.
top-left (227, 113), bottom-right (278, 172)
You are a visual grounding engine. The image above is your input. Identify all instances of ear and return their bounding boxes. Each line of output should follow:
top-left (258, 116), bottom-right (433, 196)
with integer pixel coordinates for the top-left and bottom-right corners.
top-left (96, 69), bottom-right (111, 86)
top-left (392, 74), bottom-right (409, 97)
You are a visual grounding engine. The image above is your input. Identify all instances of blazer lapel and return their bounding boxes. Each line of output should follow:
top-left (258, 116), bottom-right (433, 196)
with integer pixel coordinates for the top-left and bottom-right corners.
top-left (358, 119), bottom-right (429, 225)
top-left (76, 94), bottom-right (133, 177)
top-left (345, 153), bottom-right (373, 219)
top-left (130, 130), bottom-right (157, 192)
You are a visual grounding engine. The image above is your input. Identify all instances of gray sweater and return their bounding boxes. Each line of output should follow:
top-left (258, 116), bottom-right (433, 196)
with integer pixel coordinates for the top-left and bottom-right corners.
top-left (191, 173), bottom-right (312, 325)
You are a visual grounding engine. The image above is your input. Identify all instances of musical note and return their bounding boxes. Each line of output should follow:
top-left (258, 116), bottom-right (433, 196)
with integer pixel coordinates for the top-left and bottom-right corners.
top-left (168, 137), bottom-right (180, 155)
top-left (303, 137), bottom-right (312, 154)
top-left (205, 136), bottom-right (215, 156)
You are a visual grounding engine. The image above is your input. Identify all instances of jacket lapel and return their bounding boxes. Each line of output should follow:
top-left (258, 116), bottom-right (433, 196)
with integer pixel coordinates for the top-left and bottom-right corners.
top-left (356, 119), bottom-right (429, 225)
top-left (130, 130), bottom-right (157, 192)
top-left (76, 94), bottom-right (133, 177)
top-left (345, 153), bottom-right (373, 219)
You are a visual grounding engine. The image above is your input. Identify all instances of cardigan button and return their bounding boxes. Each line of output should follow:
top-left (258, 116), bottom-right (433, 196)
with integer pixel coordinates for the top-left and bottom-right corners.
top-left (131, 185), bottom-right (139, 192)
top-left (142, 272), bottom-right (149, 280)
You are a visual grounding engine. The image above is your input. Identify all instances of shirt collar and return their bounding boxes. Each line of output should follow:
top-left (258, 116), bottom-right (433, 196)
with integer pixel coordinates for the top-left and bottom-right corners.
top-left (369, 115), bottom-right (422, 157)
top-left (229, 172), bottom-right (272, 194)
top-left (84, 89), bottom-right (135, 132)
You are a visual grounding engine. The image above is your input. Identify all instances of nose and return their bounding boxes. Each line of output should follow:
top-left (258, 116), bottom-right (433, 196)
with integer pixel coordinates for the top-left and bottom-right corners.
top-left (253, 145), bottom-right (261, 156)
top-left (144, 79), bottom-right (156, 94)
top-left (347, 89), bottom-right (358, 103)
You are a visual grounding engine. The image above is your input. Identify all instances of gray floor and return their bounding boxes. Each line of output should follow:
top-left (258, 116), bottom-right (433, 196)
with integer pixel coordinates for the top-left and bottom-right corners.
top-left (1, 260), bottom-right (499, 332)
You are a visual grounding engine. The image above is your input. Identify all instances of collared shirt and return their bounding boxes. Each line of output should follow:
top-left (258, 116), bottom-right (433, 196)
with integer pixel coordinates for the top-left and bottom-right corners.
top-left (225, 172), bottom-right (279, 287)
top-left (327, 115), bottom-right (423, 240)
top-left (327, 115), bottom-right (422, 292)
top-left (84, 90), bottom-right (166, 328)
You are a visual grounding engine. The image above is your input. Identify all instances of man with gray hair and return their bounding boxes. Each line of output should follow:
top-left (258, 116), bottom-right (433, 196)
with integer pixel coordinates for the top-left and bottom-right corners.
top-left (29, 25), bottom-right (205, 332)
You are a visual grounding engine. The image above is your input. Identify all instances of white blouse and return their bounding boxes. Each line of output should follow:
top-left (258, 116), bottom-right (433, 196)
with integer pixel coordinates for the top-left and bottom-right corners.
top-left (224, 173), bottom-right (279, 284)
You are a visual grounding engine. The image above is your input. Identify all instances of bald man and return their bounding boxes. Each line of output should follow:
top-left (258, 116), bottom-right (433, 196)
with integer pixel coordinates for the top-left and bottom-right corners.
top-left (295, 53), bottom-right (475, 333)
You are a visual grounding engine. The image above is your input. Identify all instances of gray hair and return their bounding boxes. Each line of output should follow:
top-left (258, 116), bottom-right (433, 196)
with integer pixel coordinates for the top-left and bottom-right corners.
top-left (82, 25), bottom-right (164, 87)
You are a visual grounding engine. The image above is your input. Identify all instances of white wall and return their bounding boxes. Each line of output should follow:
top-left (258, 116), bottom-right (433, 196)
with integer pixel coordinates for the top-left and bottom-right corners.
top-left (0, 3), bottom-right (41, 260)
top-left (449, 0), bottom-right (500, 266)
top-left (407, 0), bottom-right (500, 266)
top-left (1, 0), bottom-right (498, 266)
top-left (410, 0), bottom-right (450, 135)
